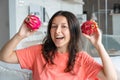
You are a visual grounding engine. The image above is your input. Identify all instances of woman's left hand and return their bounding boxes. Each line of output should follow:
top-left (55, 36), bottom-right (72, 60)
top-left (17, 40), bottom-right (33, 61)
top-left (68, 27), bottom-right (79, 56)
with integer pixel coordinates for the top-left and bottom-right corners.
top-left (82, 28), bottom-right (102, 48)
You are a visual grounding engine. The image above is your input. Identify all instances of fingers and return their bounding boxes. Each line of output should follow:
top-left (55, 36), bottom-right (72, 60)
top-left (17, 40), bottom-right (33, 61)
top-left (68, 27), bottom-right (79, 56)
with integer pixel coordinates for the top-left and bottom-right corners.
top-left (29, 29), bottom-right (37, 33)
top-left (96, 28), bottom-right (102, 36)
top-left (82, 33), bottom-right (91, 40)
top-left (82, 28), bottom-right (102, 39)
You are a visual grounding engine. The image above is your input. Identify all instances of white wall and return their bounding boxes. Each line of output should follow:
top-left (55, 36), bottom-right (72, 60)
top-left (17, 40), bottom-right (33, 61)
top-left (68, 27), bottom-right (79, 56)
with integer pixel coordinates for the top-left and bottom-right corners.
top-left (9, 0), bottom-right (84, 49)
top-left (0, 0), bottom-right (9, 49)
top-left (9, 0), bottom-right (84, 37)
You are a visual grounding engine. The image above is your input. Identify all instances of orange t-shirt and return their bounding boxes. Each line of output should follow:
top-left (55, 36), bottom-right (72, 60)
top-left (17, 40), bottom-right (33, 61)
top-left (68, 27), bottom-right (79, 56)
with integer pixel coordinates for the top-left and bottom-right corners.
top-left (16, 44), bottom-right (102, 80)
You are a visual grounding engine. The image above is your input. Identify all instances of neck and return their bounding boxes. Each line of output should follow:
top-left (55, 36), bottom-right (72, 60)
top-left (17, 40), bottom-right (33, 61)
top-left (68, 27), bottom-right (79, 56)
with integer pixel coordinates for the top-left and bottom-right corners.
top-left (57, 47), bottom-right (68, 54)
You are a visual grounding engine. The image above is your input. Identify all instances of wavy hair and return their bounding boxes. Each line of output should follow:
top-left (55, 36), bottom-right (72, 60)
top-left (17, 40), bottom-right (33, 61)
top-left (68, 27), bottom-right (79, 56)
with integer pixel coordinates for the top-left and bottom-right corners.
top-left (42, 10), bottom-right (82, 72)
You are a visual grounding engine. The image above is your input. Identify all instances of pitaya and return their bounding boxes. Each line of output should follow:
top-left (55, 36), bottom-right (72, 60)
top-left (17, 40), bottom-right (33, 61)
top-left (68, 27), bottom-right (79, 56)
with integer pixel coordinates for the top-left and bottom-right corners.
top-left (24, 15), bottom-right (42, 30)
top-left (81, 20), bottom-right (98, 35)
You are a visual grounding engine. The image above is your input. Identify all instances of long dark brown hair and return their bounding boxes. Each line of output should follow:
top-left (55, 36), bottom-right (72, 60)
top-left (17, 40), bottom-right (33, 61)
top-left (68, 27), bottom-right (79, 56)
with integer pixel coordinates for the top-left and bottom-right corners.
top-left (42, 10), bottom-right (82, 72)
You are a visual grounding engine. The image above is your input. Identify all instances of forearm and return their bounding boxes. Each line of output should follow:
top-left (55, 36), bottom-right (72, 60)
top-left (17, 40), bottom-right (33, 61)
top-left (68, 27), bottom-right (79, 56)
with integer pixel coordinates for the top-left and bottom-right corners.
top-left (96, 43), bottom-right (117, 79)
top-left (0, 33), bottom-right (23, 61)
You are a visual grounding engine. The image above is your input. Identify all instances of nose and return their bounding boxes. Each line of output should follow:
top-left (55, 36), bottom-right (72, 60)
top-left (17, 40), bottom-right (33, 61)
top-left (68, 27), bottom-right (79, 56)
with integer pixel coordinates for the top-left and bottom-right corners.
top-left (56, 26), bottom-right (61, 34)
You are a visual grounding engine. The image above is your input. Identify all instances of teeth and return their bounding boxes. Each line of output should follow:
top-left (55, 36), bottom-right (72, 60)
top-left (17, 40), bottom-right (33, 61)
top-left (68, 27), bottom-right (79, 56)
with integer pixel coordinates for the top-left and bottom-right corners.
top-left (56, 36), bottom-right (64, 39)
top-left (56, 37), bottom-right (62, 38)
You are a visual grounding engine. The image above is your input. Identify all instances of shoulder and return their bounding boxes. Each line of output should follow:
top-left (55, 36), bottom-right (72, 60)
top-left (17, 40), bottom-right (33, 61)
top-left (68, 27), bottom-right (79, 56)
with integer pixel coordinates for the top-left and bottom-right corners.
top-left (23, 44), bottom-right (43, 52)
top-left (31, 44), bottom-right (42, 47)
top-left (76, 51), bottom-right (93, 62)
top-left (16, 44), bottom-right (43, 56)
top-left (76, 50), bottom-right (90, 57)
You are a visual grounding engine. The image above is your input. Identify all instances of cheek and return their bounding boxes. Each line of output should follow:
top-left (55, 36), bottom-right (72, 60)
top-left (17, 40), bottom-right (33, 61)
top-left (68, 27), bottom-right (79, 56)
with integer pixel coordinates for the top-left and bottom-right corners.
top-left (65, 31), bottom-right (71, 40)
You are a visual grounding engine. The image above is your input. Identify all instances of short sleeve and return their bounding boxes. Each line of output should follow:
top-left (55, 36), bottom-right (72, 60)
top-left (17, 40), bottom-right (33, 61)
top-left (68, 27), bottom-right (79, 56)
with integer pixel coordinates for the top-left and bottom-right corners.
top-left (16, 44), bottom-right (42, 70)
top-left (78, 51), bottom-right (103, 79)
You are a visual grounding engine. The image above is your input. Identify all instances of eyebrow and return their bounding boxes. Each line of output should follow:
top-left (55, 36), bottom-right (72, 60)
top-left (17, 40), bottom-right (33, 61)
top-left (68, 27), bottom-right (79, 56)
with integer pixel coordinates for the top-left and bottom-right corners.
top-left (52, 23), bottom-right (67, 25)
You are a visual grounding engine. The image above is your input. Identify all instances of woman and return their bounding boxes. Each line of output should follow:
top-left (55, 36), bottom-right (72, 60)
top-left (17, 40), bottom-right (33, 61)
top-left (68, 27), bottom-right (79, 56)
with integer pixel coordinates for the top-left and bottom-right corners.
top-left (0, 11), bottom-right (117, 80)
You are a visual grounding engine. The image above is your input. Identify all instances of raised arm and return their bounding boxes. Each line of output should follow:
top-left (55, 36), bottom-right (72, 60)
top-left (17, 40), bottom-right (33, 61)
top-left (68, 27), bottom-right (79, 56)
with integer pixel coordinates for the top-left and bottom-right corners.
top-left (0, 21), bottom-right (37, 64)
top-left (83, 28), bottom-right (117, 80)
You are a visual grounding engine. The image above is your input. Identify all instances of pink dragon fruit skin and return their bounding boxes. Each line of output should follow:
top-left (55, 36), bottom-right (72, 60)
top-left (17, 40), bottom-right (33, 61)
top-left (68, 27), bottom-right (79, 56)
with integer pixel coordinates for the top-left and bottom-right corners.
top-left (81, 20), bottom-right (98, 35)
top-left (24, 15), bottom-right (42, 30)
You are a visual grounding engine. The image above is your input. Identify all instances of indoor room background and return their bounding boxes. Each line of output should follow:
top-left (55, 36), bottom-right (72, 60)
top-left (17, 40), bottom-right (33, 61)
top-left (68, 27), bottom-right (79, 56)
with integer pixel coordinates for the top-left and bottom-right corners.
top-left (0, 0), bottom-right (120, 80)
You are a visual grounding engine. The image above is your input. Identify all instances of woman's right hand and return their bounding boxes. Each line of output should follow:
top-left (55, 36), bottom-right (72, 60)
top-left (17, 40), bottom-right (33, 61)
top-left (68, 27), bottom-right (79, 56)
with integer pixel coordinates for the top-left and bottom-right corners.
top-left (17, 20), bottom-right (38, 39)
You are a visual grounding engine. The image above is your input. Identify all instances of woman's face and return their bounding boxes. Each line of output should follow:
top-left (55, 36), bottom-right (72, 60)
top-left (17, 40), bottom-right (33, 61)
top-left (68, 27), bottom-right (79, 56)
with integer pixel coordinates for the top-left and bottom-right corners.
top-left (50, 16), bottom-right (70, 52)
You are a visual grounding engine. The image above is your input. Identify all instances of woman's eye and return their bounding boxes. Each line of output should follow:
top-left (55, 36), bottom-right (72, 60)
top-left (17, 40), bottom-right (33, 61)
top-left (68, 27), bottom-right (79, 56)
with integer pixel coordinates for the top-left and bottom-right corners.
top-left (51, 26), bottom-right (57, 28)
top-left (62, 26), bottom-right (68, 28)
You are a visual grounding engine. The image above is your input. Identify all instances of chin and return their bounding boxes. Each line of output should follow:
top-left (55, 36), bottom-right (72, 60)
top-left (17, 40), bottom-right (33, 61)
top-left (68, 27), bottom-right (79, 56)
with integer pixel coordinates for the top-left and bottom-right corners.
top-left (55, 45), bottom-right (61, 48)
top-left (54, 43), bottom-right (62, 48)
top-left (56, 44), bottom-right (67, 49)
